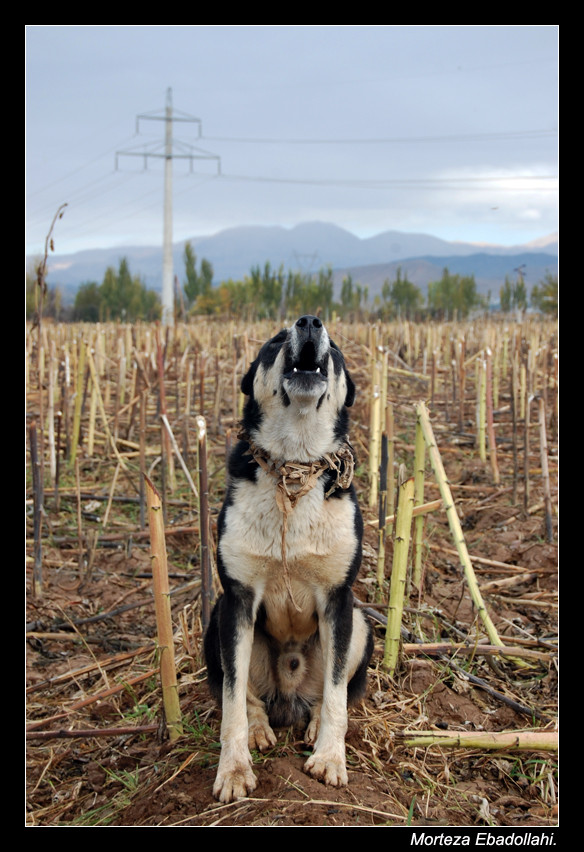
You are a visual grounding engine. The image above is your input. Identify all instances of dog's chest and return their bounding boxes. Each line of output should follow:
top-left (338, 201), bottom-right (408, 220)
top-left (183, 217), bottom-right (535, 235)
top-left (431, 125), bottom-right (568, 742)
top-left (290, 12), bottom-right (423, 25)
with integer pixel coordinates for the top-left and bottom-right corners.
top-left (219, 473), bottom-right (358, 588)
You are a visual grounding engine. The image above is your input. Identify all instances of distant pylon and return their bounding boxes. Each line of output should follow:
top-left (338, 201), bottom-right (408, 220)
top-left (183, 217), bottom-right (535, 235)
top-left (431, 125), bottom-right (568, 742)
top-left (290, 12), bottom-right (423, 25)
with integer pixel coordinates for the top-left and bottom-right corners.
top-left (162, 88), bottom-right (174, 327)
top-left (116, 88), bottom-right (221, 325)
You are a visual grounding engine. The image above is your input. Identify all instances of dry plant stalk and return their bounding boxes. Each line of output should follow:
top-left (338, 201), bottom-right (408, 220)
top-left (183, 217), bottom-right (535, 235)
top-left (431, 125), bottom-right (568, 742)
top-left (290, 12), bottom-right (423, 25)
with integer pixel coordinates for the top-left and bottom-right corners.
top-left (524, 390), bottom-right (532, 513)
top-left (385, 402), bottom-right (395, 532)
top-left (144, 474), bottom-right (183, 742)
top-left (87, 363), bottom-right (97, 456)
top-left (397, 729), bottom-right (557, 752)
top-left (383, 473), bottom-right (415, 677)
top-left (86, 344), bottom-right (128, 471)
top-left (376, 432), bottom-right (389, 593)
top-left (457, 337), bottom-right (466, 431)
top-left (416, 402), bottom-right (504, 649)
top-left (412, 415), bottom-right (426, 588)
top-left (370, 499), bottom-right (442, 529)
top-left (161, 414), bottom-right (199, 499)
top-left (139, 384), bottom-right (147, 530)
top-left (538, 396), bottom-right (554, 543)
top-left (401, 641), bottom-right (550, 662)
top-left (47, 340), bottom-right (57, 483)
top-left (510, 354), bottom-right (519, 504)
top-left (478, 356), bottom-right (487, 463)
top-left (368, 359), bottom-right (382, 508)
top-left (485, 348), bottom-right (500, 484)
top-left (29, 420), bottom-right (43, 598)
top-left (197, 415), bottom-right (213, 632)
top-left (156, 328), bottom-right (176, 493)
top-left (69, 338), bottom-right (85, 466)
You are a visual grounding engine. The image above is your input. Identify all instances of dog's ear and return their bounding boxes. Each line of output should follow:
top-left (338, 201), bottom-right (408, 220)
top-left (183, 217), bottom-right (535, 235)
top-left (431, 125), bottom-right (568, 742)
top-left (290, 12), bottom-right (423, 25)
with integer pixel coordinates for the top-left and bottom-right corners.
top-left (344, 370), bottom-right (356, 408)
top-left (330, 340), bottom-right (355, 408)
top-left (241, 361), bottom-right (257, 397)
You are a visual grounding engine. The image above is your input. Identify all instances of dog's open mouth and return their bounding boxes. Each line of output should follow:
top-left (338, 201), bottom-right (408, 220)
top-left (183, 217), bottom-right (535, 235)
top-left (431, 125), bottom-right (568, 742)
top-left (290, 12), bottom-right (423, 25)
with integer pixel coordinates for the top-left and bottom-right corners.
top-left (283, 340), bottom-right (328, 381)
top-left (282, 339), bottom-right (328, 404)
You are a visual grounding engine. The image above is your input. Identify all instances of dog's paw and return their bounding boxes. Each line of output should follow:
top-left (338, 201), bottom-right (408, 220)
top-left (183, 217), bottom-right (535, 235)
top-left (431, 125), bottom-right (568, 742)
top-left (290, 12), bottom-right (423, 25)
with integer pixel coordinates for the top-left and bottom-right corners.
top-left (248, 720), bottom-right (277, 752)
top-left (304, 750), bottom-right (348, 787)
top-left (213, 759), bottom-right (257, 803)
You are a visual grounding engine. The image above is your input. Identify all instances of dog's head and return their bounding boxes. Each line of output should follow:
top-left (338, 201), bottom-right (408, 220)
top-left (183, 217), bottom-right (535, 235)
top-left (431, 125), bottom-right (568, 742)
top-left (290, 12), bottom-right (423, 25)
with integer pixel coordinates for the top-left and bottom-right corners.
top-left (240, 315), bottom-right (355, 461)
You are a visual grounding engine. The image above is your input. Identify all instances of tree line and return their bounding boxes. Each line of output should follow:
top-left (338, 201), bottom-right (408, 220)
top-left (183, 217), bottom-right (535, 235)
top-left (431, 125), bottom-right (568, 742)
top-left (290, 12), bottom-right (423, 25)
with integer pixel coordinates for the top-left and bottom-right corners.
top-left (26, 240), bottom-right (558, 324)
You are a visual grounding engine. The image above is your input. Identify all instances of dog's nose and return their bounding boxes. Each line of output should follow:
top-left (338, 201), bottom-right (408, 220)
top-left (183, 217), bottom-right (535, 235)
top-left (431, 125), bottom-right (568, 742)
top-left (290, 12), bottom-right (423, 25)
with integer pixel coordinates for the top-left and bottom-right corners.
top-left (295, 315), bottom-right (323, 337)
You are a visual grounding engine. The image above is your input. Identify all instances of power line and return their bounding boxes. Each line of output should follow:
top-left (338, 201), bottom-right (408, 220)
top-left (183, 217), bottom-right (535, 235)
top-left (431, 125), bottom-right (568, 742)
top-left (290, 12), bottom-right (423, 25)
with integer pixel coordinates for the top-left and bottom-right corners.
top-left (201, 128), bottom-right (556, 145)
top-left (217, 172), bottom-right (557, 190)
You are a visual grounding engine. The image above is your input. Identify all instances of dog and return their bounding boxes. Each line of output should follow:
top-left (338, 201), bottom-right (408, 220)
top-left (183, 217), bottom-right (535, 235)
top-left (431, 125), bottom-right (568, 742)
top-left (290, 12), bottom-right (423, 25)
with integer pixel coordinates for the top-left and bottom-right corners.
top-left (203, 315), bottom-right (373, 804)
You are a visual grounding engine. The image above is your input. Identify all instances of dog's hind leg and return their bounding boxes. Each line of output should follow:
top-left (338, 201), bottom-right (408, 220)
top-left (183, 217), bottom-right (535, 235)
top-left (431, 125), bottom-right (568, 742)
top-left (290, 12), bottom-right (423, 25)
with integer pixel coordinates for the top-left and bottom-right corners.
top-left (304, 700), bottom-right (322, 745)
top-left (246, 687), bottom-right (277, 752)
top-left (246, 634), bottom-right (278, 752)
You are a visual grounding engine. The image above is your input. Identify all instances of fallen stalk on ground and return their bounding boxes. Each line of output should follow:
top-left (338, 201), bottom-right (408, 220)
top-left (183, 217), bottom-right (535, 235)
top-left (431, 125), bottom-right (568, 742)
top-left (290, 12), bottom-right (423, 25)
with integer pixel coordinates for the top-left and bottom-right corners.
top-left (416, 401), bottom-right (504, 650)
top-left (395, 729), bottom-right (557, 751)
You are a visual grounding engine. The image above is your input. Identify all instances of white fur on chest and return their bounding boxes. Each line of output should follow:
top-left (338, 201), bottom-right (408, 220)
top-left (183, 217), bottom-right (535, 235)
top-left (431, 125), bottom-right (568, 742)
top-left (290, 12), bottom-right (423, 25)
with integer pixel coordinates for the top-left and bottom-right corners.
top-left (219, 472), bottom-right (358, 589)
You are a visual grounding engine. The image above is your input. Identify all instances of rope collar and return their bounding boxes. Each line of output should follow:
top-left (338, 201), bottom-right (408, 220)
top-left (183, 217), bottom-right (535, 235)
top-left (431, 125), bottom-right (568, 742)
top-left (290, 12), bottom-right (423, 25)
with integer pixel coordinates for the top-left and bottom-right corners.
top-left (239, 428), bottom-right (355, 500)
top-left (238, 428), bottom-right (356, 610)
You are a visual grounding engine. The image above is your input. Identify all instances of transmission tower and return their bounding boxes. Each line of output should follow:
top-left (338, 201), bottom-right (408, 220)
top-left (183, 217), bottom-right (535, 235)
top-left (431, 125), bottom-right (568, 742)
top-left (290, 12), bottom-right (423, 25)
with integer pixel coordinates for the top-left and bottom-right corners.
top-left (116, 88), bottom-right (221, 325)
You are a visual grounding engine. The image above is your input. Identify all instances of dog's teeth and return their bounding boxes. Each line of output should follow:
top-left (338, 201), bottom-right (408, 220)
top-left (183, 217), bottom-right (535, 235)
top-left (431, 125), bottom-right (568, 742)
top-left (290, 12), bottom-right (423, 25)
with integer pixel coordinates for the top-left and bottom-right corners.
top-left (293, 367), bottom-right (298, 372)
top-left (316, 367), bottom-right (320, 373)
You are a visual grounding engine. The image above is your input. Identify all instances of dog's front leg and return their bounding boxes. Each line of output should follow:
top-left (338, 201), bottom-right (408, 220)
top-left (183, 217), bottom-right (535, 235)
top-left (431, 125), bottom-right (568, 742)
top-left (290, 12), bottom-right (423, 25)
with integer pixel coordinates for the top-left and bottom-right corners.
top-left (213, 587), bottom-right (259, 803)
top-left (304, 586), bottom-right (352, 787)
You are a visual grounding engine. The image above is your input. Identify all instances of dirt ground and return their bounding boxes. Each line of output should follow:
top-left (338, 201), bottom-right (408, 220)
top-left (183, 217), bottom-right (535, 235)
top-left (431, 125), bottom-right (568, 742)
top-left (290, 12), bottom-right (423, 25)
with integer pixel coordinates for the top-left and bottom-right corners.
top-left (25, 323), bottom-right (558, 829)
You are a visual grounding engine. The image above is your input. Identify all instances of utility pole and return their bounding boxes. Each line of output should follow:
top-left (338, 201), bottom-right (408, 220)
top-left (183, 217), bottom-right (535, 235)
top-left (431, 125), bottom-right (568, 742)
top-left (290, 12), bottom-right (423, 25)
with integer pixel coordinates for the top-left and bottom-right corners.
top-left (116, 88), bottom-right (221, 325)
top-left (162, 88), bottom-right (173, 327)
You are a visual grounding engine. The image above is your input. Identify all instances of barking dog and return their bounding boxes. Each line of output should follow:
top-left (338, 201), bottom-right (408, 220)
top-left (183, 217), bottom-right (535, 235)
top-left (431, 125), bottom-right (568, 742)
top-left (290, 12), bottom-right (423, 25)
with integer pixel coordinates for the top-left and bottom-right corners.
top-left (204, 315), bottom-right (373, 804)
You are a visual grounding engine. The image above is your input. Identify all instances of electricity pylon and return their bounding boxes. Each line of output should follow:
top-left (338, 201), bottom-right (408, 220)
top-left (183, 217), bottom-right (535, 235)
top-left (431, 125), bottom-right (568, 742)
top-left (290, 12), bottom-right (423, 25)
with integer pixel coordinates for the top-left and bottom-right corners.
top-left (116, 88), bottom-right (221, 325)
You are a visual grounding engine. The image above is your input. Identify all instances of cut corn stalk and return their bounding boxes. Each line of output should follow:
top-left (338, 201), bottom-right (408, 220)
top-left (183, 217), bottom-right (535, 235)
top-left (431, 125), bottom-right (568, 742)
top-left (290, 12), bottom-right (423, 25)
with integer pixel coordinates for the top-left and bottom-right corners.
top-left (396, 729), bottom-right (557, 752)
top-left (524, 392), bottom-right (532, 513)
top-left (86, 345), bottom-right (128, 470)
top-left (416, 402), bottom-right (504, 649)
top-left (385, 402), bottom-right (395, 534)
top-left (538, 396), bottom-right (554, 543)
top-left (197, 416), bottom-right (213, 632)
top-left (383, 473), bottom-right (415, 676)
top-left (145, 474), bottom-right (183, 742)
top-left (69, 338), bottom-right (85, 466)
top-left (29, 420), bottom-right (43, 598)
top-left (478, 356), bottom-right (487, 463)
top-left (87, 367), bottom-right (97, 457)
top-left (375, 432), bottom-right (389, 594)
top-left (401, 642), bottom-right (551, 662)
top-left (369, 499), bottom-right (442, 529)
top-left (412, 415), bottom-right (426, 588)
top-left (161, 414), bottom-right (199, 500)
top-left (485, 348), bottom-right (500, 484)
top-left (368, 359), bottom-right (382, 508)
top-left (156, 329), bottom-right (176, 493)
top-left (47, 340), bottom-right (57, 483)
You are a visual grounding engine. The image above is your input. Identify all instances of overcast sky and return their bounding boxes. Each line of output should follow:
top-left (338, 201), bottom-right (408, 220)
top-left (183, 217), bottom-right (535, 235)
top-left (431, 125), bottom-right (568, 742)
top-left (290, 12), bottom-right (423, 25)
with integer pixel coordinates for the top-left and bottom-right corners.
top-left (25, 25), bottom-right (558, 258)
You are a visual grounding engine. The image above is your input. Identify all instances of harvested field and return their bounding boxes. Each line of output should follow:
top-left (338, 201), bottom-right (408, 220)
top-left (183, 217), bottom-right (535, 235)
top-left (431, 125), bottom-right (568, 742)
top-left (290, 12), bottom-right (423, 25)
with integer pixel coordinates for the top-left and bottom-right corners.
top-left (25, 317), bottom-right (558, 829)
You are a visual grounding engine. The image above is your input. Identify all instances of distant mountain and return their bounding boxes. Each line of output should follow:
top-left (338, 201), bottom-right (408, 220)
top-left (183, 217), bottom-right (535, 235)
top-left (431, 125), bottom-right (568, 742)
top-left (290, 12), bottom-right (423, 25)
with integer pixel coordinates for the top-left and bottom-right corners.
top-left (333, 252), bottom-right (557, 301)
top-left (33, 221), bottom-right (558, 305)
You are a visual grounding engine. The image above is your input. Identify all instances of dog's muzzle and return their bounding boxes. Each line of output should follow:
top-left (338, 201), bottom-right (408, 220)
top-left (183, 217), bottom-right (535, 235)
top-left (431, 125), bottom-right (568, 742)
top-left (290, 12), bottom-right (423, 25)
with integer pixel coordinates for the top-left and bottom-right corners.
top-left (283, 316), bottom-right (329, 399)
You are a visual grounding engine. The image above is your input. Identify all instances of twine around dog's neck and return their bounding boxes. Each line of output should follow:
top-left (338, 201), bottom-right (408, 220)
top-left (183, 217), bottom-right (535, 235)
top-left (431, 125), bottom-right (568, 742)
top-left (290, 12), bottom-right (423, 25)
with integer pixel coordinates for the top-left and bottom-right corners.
top-left (239, 428), bottom-right (355, 610)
